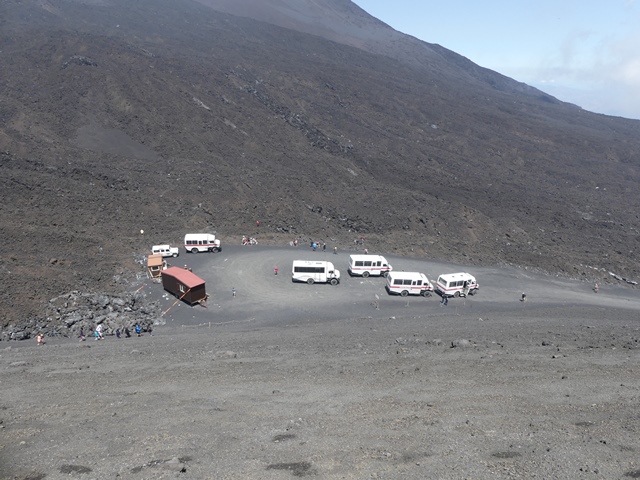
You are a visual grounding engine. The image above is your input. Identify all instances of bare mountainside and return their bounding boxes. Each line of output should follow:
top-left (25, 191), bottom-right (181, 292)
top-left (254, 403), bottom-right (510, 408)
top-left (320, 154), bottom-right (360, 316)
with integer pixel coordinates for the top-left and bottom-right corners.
top-left (0, 0), bottom-right (639, 329)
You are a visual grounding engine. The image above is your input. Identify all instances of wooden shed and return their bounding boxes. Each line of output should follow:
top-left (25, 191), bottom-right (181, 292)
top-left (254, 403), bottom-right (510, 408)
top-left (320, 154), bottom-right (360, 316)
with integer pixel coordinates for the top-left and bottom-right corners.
top-left (161, 266), bottom-right (207, 305)
top-left (147, 254), bottom-right (166, 278)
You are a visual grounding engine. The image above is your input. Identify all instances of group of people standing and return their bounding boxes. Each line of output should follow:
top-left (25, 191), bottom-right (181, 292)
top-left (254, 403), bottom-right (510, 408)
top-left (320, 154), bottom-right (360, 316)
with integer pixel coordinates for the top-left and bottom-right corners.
top-left (241, 236), bottom-right (258, 245)
top-left (310, 241), bottom-right (326, 252)
top-left (76, 324), bottom-right (146, 342)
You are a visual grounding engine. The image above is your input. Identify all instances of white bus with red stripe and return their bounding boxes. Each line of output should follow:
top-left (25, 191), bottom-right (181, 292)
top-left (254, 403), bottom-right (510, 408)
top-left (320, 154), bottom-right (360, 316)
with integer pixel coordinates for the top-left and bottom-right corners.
top-left (435, 272), bottom-right (478, 298)
top-left (348, 255), bottom-right (392, 277)
top-left (385, 272), bottom-right (433, 297)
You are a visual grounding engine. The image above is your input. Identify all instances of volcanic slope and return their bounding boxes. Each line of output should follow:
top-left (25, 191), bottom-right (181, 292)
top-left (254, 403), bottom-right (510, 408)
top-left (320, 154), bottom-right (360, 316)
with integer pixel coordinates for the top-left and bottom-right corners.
top-left (0, 0), bottom-right (639, 328)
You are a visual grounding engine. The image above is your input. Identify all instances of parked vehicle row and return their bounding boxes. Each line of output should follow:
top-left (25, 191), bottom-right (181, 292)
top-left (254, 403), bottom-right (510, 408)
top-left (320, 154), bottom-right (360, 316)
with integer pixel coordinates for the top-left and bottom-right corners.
top-left (293, 255), bottom-right (479, 299)
top-left (150, 236), bottom-right (479, 298)
top-left (151, 233), bottom-right (222, 258)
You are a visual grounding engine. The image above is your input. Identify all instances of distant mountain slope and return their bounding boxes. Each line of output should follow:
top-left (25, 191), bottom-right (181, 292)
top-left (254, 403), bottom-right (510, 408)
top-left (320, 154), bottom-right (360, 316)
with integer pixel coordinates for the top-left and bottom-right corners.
top-left (195, 0), bottom-right (563, 102)
top-left (0, 0), bottom-right (639, 329)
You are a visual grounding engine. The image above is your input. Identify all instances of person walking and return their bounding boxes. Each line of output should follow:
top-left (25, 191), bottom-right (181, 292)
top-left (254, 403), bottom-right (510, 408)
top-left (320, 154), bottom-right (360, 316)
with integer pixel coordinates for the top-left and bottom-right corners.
top-left (274, 266), bottom-right (279, 276)
top-left (333, 246), bottom-right (337, 255)
top-left (135, 324), bottom-right (142, 337)
top-left (521, 292), bottom-right (527, 302)
top-left (232, 287), bottom-right (237, 298)
top-left (79, 328), bottom-right (86, 342)
top-left (323, 243), bottom-right (326, 252)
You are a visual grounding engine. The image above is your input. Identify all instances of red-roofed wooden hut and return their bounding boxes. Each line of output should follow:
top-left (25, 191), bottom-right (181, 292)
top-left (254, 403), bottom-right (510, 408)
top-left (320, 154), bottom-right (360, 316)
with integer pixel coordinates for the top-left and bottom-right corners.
top-left (161, 266), bottom-right (207, 305)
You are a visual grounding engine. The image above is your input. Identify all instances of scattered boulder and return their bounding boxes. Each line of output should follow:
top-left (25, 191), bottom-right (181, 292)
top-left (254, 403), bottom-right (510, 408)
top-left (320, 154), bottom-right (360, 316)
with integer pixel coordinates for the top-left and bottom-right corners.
top-left (214, 350), bottom-right (238, 359)
top-left (451, 338), bottom-right (471, 348)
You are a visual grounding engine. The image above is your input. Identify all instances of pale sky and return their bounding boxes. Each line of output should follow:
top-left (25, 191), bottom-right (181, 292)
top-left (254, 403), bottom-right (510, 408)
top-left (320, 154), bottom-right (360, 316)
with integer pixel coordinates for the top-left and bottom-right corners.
top-left (352, 0), bottom-right (640, 120)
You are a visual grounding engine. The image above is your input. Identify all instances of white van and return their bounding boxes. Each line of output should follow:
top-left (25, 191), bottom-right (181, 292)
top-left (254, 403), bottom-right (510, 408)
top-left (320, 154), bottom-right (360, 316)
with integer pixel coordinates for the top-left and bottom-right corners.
top-left (435, 272), bottom-right (479, 297)
top-left (151, 244), bottom-right (179, 258)
top-left (385, 272), bottom-right (433, 297)
top-left (184, 233), bottom-right (221, 253)
top-left (348, 255), bottom-right (392, 277)
top-left (292, 260), bottom-right (340, 285)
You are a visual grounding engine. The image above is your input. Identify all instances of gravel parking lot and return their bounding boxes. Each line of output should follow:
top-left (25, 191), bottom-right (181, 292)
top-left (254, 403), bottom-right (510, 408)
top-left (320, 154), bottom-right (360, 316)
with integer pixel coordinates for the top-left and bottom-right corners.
top-left (2, 246), bottom-right (640, 479)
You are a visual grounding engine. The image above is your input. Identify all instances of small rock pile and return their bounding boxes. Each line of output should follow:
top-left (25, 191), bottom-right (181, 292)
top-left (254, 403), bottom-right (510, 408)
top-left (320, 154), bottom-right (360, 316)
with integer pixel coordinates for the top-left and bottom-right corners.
top-left (1, 291), bottom-right (162, 341)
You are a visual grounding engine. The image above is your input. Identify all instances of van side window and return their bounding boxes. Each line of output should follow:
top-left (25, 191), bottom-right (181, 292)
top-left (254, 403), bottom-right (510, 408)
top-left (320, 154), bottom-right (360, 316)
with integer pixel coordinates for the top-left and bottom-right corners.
top-left (394, 279), bottom-right (403, 285)
top-left (403, 279), bottom-right (412, 285)
top-left (294, 266), bottom-right (326, 273)
top-left (355, 261), bottom-right (364, 267)
top-left (364, 261), bottom-right (372, 267)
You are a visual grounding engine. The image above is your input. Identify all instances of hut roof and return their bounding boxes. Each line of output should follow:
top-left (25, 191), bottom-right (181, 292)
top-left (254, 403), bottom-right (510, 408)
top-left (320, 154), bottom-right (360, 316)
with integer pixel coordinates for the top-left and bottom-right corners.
top-left (147, 254), bottom-right (164, 267)
top-left (162, 266), bottom-right (205, 289)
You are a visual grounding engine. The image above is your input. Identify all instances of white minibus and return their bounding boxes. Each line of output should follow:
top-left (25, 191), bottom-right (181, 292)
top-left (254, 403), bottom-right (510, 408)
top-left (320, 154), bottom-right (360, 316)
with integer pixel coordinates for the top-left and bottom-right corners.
top-left (184, 233), bottom-right (222, 253)
top-left (292, 260), bottom-right (340, 285)
top-left (348, 255), bottom-right (392, 277)
top-left (434, 272), bottom-right (478, 297)
top-left (385, 271), bottom-right (433, 296)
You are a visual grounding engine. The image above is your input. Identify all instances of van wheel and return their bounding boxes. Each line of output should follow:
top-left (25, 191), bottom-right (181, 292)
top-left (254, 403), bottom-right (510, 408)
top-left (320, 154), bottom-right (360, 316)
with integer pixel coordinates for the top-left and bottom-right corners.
top-left (329, 278), bottom-right (338, 286)
top-left (400, 290), bottom-right (408, 297)
top-left (191, 248), bottom-right (198, 254)
top-left (362, 271), bottom-right (370, 278)
top-left (172, 253), bottom-right (178, 257)
top-left (307, 278), bottom-right (314, 285)
top-left (212, 247), bottom-right (220, 253)
top-left (382, 271), bottom-right (389, 278)
top-left (470, 289), bottom-right (477, 296)
top-left (454, 291), bottom-right (460, 297)
top-left (421, 290), bottom-right (431, 297)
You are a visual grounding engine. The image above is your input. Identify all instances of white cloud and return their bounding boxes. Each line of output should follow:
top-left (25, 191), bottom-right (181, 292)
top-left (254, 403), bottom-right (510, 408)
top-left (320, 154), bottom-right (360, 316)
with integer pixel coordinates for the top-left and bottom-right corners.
top-left (509, 28), bottom-right (640, 119)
